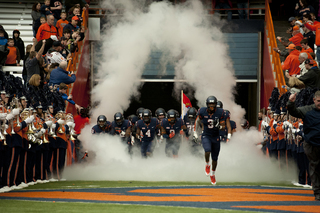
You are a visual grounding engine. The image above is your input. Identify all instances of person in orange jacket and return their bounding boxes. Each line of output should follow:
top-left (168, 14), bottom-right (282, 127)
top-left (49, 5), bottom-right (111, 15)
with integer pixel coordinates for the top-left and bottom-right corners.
top-left (36, 15), bottom-right (57, 42)
top-left (282, 44), bottom-right (301, 76)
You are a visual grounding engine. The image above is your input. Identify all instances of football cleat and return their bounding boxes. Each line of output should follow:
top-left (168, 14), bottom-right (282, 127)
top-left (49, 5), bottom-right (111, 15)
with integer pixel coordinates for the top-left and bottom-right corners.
top-left (210, 175), bottom-right (216, 185)
top-left (205, 165), bottom-right (210, 176)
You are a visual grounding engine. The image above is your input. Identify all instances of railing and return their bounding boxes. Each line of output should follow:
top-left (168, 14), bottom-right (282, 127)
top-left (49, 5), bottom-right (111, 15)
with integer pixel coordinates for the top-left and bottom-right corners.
top-left (264, 0), bottom-right (286, 94)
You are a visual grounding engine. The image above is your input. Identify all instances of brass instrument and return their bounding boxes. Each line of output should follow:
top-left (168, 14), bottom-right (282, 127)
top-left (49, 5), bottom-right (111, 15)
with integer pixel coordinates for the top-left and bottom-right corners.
top-left (26, 109), bottom-right (34, 135)
top-left (56, 111), bottom-right (65, 134)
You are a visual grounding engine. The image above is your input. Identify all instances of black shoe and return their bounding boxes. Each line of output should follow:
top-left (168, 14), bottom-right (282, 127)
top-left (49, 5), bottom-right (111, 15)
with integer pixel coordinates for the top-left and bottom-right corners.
top-left (315, 194), bottom-right (320, 201)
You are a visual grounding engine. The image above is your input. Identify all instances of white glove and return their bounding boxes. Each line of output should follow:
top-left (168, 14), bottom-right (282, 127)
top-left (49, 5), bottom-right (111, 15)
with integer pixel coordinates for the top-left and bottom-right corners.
top-left (25, 117), bottom-right (33, 124)
top-left (273, 120), bottom-right (277, 125)
top-left (6, 114), bottom-right (14, 121)
top-left (159, 135), bottom-right (163, 143)
top-left (0, 113), bottom-right (7, 120)
top-left (261, 120), bottom-right (268, 128)
top-left (34, 132), bottom-right (42, 137)
top-left (227, 133), bottom-right (231, 140)
top-left (52, 124), bottom-right (56, 129)
top-left (45, 121), bottom-right (53, 127)
top-left (66, 122), bottom-right (74, 127)
top-left (57, 119), bottom-right (64, 125)
top-left (12, 108), bottom-right (20, 116)
top-left (131, 135), bottom-right (135, 145)
top-left (40, 128), bottom-right (46, 134)
top-left (120, 131), bottom-right (126, 137)
top-left (193, 131), bottom-right (198, 142)
top-left (298, 123), bottom-right (303, 127)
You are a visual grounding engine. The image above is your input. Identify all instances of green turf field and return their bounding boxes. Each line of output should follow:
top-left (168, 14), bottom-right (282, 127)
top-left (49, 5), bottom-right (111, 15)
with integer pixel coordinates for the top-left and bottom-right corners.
top-left (13, 180), bottom-right (296, 190)
top-left (0, 200), bottom-right (256, 213)
top-left (0, 180), bottom-right (306, 213)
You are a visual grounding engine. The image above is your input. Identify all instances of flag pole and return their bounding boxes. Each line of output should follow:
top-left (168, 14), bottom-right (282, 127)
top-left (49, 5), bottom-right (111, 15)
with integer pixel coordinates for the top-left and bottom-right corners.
top-left (181, 90), bottom-right (183, 118)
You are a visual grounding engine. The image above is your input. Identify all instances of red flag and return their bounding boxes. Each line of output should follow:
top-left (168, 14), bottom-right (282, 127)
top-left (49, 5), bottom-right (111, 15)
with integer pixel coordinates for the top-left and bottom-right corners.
top-left (182, 93), bottom-right (192, 116)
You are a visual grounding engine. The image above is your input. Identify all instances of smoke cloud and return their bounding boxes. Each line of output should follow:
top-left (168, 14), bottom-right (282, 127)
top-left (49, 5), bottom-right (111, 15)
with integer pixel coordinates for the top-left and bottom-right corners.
top-left (66, 0), bottom-right (297, 184)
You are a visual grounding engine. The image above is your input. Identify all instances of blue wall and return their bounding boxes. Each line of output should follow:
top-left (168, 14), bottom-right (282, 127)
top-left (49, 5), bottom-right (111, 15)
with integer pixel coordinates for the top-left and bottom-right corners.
top-left (142, 33), bottom-right (259, 80)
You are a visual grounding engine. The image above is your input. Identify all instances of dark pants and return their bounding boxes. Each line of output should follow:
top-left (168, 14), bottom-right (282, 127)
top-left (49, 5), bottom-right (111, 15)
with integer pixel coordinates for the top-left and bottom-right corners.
top-left (52, 148), bottom-right (66, 179)
top-left (0, 148), bottom-right (5, 187)
top-left (16, 149), bottom-right (27, 184)
top-left (7, 146), bottom-right (22, 186)
top-left (297, 152), bottom-right (311, 185)
top-left (303, 142), bottom-right (320, 196)
top-left (26, 150), bottom-right (36, 183)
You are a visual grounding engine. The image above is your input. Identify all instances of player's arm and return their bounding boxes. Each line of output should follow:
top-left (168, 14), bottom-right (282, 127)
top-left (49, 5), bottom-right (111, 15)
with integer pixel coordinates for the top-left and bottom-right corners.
top-left (226, 118), bottom-right (232, 140)
top-left (181, 124), bottom-right (189, 137)
top-left (125, 126), bottom-right (131, 138)
top-left (136, 126), bottom-right (141, 139)
top-left (194, 115), bottom-right (203, 133)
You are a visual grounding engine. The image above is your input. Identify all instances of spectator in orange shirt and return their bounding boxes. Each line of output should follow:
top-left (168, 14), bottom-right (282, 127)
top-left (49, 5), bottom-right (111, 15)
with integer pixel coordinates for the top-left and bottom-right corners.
top-left (289, 26), bottom-right (304, 47)
top-left (281, 44), bottom-right (301, 76)
top-left (56, 12), bottom-right (68, 38)
top-left (304, 19), bottom-right (320, 65)
top-left (301, 39), bottom-right (313, 53)
top-left (277, 26), bottom-right (304, 47)
top-left (36, 14), bottom-right (57, 41)
top-left (5, 38), bottom-right (20, 66)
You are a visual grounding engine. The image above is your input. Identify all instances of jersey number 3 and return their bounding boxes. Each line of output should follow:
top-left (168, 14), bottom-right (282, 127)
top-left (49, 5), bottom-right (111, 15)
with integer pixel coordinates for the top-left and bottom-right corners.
top-left (208, 119), bottom-right (214, 129)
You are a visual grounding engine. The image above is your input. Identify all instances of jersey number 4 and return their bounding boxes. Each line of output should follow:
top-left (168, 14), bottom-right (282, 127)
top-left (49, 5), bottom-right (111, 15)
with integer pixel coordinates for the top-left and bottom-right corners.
top-left (145, 129), bottom-right (151, 137)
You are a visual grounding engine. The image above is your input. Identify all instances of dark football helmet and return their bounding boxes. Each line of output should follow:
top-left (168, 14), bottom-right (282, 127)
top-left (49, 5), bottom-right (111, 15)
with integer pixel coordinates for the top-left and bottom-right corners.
top-left (206, 96), bottom-right (217, 113)
top-left (136, 107), bottom-right (144, 118)
top-left (216, 100), bottom-right (223, 108)
top-left (97, 115), bottom-right (107, 127)
top-left (142, 109), bottom-right (152, 123)
top-left (155, 108), bottom-right (166, 118)
top-left (167, 109), bottom-right (176, 124)
top-left (187, 107), bottom-right (197, 119)
top-left (114, 112), bottom-right (124, 126)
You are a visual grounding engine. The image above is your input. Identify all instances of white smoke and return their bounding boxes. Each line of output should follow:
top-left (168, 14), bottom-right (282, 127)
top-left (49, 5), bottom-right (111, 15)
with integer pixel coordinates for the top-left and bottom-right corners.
top-left (66, 0), bottom-right (297, 183)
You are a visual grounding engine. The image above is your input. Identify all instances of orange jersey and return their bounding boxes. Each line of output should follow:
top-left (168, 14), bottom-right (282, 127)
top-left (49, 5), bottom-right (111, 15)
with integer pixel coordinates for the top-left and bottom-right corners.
top-left (56, 19), bottom-right (69, 38)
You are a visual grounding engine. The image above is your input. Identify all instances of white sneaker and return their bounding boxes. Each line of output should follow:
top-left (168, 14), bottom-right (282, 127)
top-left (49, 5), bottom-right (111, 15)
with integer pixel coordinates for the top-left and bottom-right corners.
top-left (49, 178), bottom-right (58, 182)
top-left (27, 181), bottom-right (36, 185)
top-left (10, 185), bottom-right (23, 190)
top-left (18, 182), bottom-right (28, 188)
top-left (0, 186), bottom-right (12, 192)
top-left (303, 184), bottom-right (312, 188)
top-left (59, 178), bottom-right (67, 181)
top-left (36, 179), bottom-right (44, 183)
top-left (293, 182), bottom-right (304, 187)
top-left (42, 180), bottom-right (49, 183)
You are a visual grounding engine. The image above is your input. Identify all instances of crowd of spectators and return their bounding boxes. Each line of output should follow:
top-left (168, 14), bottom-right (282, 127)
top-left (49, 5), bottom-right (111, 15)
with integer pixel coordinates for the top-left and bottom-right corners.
top-left (0, 0), bottom-right (89, 112)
